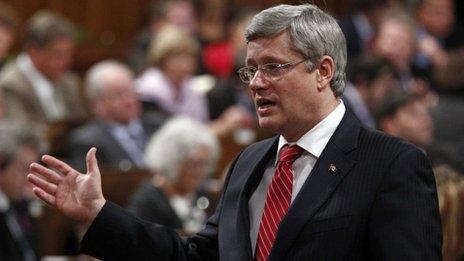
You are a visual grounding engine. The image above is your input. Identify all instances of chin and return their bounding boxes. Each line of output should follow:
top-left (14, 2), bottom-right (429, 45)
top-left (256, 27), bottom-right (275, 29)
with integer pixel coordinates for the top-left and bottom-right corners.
top-left (258, 116), bottom-right (281, 133)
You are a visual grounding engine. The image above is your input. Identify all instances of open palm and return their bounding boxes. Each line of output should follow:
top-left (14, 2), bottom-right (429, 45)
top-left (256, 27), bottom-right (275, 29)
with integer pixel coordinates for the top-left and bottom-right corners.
top-left (28, 148), bottom-right (106, 226)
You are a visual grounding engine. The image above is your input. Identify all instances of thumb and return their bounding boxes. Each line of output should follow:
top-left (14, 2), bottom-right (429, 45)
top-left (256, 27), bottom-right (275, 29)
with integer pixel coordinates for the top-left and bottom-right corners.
top-left (86, 147), bottom-right (100, 176)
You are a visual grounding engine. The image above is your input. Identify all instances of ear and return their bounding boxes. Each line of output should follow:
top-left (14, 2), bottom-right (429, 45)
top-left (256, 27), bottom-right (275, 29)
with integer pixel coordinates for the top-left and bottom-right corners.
top-left (316, 55), bottom-right (335, 90)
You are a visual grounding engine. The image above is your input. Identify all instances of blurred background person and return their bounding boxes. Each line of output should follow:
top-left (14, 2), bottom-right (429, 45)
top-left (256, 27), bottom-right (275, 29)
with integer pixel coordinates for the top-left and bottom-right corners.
top-left (344, 54), bottom-right (396, 129)
top-left (412, 0), bottom-right (464, 175)
top-left (127, 0), bottom-right (197, 74)
top-left (338, 0), bottom-right (387, 60)
top-left (136, 24), bottom-right (253, 138)
top-left (205, 9), bottom-right (257, 122)
top-left (372, 8), bottom-right (430, 95)
top-left (0, 2), bottom-right (18, 70)
top-left (127, 117), bottom-right (219, 235)
top-left (0, 3), bottom-right (18, 121)
top-left (195, 0), bottom-right (227, 49)
top-left (0, 10), bottom-right (87, 131)
top-left (376, 90), bottom-right (434, 151)
top-left (136, 24), bottom-right (206, 121)
top-left (67, 60), bottom-right (164, 172)
top-left (0, 121), bottom-right (42, 261)
top-left (414, 0), bottom-right (464, 90)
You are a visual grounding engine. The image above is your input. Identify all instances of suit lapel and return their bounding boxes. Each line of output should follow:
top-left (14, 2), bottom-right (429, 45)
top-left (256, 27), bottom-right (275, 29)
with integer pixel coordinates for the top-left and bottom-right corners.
top-left (17, 70), bottom-right (48, 120)
top-left (269, 111), bottom-right (361, 261)
top-left (227, 137), bottom-right (279, 260)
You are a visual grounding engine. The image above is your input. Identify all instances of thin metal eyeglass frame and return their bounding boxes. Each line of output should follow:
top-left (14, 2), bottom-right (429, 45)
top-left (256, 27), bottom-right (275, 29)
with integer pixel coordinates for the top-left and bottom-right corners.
top-left (237, 59), bottom-right (309, 84)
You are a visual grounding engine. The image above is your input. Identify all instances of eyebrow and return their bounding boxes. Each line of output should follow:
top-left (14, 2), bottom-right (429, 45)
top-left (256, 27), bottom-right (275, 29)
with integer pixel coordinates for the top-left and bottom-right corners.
top-left (246, 55), bottom-right (290, 67)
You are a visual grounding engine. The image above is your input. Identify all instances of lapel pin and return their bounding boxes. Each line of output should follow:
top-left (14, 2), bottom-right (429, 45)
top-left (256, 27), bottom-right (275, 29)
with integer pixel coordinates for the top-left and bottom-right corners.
top-left (329, 164), bottom-right (337, 173)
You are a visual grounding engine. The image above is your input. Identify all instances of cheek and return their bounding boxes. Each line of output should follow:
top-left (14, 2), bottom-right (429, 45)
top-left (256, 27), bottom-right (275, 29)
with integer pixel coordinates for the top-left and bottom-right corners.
top-left (399, 115), bottom-right (417, 132)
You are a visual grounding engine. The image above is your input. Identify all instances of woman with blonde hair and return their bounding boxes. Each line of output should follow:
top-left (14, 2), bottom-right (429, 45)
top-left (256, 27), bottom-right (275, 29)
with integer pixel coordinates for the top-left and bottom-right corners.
top-left (434, 164), bottom-right (464, 260)
top-left (135, 25), bottom-right (206, 121)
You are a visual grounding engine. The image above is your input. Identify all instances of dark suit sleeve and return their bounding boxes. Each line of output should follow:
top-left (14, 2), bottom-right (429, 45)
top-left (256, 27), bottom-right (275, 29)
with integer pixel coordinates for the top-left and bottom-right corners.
top-left (78, 145), bottom-right (252, 261)
top-left (368, 147), bottom-right (442, 260)
top-left (81, 202), bottom-right (189, 260)
top-left (79, 151), bottom-right (244, 261)
top-left (80, 199), bottom-right (221, 261)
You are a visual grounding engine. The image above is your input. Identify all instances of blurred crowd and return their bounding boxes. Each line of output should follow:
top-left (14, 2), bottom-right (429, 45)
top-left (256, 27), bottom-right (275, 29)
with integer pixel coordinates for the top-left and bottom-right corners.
top-left (0, 0), bottom-right (463, 260)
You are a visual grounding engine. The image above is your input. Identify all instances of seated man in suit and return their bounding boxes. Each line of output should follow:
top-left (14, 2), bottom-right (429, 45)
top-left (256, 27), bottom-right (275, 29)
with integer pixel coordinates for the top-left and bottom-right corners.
top-left (0, 10), bottom-right (87, 129)
top-left (0, 122), bottom-right (42, 261)
top-left (67, 60), bottom-right (164, 171)
top-left (28, 4), bottom-right (442, 260)
top-left (376, 90), bottom-right (434, 151)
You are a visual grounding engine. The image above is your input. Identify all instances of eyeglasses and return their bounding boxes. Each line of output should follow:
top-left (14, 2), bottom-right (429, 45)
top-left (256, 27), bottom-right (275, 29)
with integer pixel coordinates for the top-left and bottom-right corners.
top-left (237, 59), bottom-right (309, 84)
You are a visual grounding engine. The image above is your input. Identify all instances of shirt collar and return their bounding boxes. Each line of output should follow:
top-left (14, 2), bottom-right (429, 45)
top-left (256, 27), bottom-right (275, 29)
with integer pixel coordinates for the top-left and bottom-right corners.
top-left (276, 100), bottom-right (346, 165)
top-left (17, 53), bottom-right (54, 86)
top-left (107, 119), bottom-right (142, 132)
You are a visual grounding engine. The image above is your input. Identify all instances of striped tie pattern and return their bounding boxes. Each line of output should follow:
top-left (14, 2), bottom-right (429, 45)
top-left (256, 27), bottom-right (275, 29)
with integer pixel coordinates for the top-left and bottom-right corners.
top-left (255, 145), bottom-right (303, 261)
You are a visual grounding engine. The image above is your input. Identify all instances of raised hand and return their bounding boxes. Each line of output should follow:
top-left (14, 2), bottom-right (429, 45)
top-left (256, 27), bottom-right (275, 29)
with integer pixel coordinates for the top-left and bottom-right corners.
top-left (28, 148), bottom-right (106, 227)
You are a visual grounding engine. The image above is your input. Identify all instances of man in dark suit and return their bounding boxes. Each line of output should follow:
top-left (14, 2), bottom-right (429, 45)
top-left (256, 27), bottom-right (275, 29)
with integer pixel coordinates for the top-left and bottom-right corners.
top-left (66, 60), bottom-right (164, 171)
top-left (28, 4), bottom-right (442, 260)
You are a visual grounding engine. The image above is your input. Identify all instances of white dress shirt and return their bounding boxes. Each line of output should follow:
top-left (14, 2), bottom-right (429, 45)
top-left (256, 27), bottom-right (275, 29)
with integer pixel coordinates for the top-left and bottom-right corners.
top-left (248, 100), bottom-right (346, 254)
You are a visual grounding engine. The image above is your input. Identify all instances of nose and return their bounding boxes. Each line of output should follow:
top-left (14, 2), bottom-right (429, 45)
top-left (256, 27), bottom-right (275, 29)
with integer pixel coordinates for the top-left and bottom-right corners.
top-left (249, 70), bottom-right (269, 91)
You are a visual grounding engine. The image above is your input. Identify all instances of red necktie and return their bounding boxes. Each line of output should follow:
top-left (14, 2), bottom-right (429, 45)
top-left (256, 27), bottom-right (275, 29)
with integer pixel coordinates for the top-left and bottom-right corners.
top-left (255, 145), bottom-right (304, 261)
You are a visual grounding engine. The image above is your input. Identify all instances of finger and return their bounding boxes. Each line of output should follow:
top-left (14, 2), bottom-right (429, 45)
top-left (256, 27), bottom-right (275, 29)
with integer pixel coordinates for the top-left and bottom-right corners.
top-left (28, 173), bottom-right (58, 196)
top-left (32, 187), bottom-right (56, 206)
top-left (30, 163), bottom-right (62, 184)
top-left (86, 147), bottom-right (100, 177)
top-left (42, 154), bottom-right (77, 176)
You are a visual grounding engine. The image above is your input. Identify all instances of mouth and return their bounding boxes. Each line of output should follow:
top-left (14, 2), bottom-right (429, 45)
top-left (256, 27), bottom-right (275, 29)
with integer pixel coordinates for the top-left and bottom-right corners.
top-left (256, 97), bottom-right (276, 114)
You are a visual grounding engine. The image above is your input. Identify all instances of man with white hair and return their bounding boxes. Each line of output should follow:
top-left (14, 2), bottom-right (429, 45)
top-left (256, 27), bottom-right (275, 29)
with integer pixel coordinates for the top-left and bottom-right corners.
top-left (67, 60), bottom-right (164, 171)
top-left (127, 116), bottom-right (219, 235)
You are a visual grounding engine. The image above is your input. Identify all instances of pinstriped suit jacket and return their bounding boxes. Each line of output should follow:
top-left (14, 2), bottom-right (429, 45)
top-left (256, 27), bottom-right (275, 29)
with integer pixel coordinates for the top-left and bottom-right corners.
top-left (81, 110), bottom-right (442, 260)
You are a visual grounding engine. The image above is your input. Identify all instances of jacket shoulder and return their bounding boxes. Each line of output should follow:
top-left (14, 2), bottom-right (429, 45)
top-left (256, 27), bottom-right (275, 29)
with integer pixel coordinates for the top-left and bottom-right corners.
top-left (358, 127), bottom-right (426, 164)
top-left (0, 61), bottom-right (28, 92)
top-left (69, 121), bottom-right (107, 144)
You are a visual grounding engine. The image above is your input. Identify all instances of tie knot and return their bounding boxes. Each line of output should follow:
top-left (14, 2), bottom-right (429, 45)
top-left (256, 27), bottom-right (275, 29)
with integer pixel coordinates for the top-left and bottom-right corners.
top-left (278, 145), bottom-right (304, 164)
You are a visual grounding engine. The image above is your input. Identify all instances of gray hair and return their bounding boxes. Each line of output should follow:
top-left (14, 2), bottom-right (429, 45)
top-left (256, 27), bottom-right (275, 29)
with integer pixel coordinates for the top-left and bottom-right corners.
top-left (84, 60), bottom-right (134, 100)
top-left (0, 121), bottom-right (41, 171)
top-left (23, 10), bottom-right (75, 48)
top-left (144, 117), bottom-right (220, 182)
top-left (245, 4), bottom-right (347, 97)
